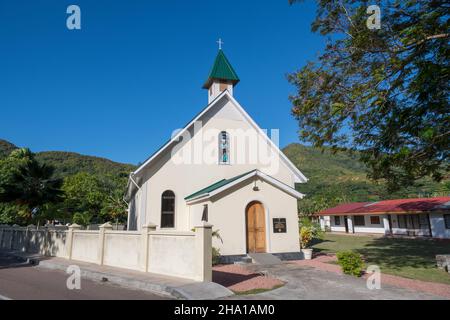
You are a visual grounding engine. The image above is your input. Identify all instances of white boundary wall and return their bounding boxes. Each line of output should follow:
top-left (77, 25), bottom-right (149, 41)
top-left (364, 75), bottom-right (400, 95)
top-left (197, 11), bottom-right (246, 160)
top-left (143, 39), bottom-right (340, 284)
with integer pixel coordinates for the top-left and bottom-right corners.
top-left (0, 222), bottom-right (212, 282)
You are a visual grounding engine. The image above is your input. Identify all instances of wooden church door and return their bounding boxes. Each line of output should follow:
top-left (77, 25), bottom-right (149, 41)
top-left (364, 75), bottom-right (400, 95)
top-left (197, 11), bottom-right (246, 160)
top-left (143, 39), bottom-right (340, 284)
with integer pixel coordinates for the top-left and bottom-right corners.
top-left (246, 202), bottom-right (266, 253)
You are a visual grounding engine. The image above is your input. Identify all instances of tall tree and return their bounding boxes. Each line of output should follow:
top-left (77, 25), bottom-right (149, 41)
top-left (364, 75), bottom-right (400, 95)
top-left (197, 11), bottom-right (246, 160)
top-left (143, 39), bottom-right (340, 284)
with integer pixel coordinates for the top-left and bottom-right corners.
top-left (288, 0), bottom-right (449, 191)
top-left (101, 193), bottom-right (128, 229)
top-left (0, 151), bottom-right (63, 222)
top-left (62, 172), bottom-right (107, 223)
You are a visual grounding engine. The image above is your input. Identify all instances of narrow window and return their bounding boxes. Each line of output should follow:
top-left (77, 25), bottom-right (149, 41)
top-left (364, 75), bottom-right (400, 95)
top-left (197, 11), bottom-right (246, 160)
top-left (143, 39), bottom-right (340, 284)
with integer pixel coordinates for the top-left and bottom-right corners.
top-left (334, 216), bottom-right (341, 225)
top-left (218, 131), bottom-right (230, 164)
top-left (419, 214), bottom-right (429, 228)
top-left (398, 215), bottom-right (407, 228)
top-left (444, 214), bottom-right (450, 229)
top-left (161, 190), bottom-right (175, 228)
top-left (354, 216), bottom-right (365, 226)
top-left (370, 216), bottom-right (381, 225)
top-left (201, 204), bottom-right (208, 222)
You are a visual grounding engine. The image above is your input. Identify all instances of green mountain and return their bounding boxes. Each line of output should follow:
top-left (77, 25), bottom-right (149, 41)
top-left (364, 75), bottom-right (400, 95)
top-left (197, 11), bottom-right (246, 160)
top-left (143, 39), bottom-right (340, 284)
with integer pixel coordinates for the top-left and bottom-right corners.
top-left (0, 139), bottom-right (447, 202)
top-left (0, 139), bottom-right (136, 180)
top-left (0, 140), bottom-right (17, 158)
top-left (283, 143), bottom-right (449, 202)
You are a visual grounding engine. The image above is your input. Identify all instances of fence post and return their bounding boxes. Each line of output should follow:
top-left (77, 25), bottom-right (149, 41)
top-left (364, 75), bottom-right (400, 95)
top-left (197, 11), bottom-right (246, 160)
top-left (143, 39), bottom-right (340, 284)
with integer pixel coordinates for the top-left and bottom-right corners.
top-left (66, 223), bottom-right (81, 259)
top-left (24, 225), bottom-right (30, 252)
top-left (0, 225), bottom-right (4, 249)
top-left (10, 225), bottom-right (19, 250)
top-left (98, 222), bottom-right (113, 265)
top-left (43, 226), bottom-right (50, 255)
top-left (194, 221), bottom-right (213, 282)
top-left (141, 223), bottom-right (157, 272)
top-left (26, 225), bottom-right (36, 253)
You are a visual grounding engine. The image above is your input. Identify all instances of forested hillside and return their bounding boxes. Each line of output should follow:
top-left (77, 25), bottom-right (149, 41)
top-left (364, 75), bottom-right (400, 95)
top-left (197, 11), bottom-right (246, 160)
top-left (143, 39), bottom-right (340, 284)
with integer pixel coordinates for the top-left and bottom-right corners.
top-left (0, 140), bottom-right (135, 179)
top-left (283, 143), bottom-right (449, 212)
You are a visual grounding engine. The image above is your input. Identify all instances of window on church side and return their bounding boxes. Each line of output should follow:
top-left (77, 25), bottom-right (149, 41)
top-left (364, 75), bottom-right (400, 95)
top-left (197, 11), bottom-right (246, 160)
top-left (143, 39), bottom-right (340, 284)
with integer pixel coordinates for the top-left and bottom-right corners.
top-left (219, 131), bottom-right (230, 165)
top-left (161, 190), bottom-right (175, 228)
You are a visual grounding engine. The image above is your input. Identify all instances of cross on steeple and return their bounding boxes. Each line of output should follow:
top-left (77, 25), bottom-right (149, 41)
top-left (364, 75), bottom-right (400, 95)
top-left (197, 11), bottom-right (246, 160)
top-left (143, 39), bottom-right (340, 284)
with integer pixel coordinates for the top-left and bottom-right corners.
top-left (216, 38), bottom-right (224, 50)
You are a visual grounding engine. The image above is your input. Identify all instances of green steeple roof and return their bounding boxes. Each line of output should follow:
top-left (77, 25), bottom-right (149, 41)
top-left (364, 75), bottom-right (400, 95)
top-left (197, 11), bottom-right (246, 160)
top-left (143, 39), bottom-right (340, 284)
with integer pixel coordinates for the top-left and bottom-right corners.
top-left (202, 50), bottom-right (240, 89)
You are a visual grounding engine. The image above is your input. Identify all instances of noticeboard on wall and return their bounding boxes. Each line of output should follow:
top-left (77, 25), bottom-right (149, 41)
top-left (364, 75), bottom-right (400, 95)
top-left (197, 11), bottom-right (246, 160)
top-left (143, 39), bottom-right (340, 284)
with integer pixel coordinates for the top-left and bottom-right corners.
top-left (273, 218), bottom-right (287, 233)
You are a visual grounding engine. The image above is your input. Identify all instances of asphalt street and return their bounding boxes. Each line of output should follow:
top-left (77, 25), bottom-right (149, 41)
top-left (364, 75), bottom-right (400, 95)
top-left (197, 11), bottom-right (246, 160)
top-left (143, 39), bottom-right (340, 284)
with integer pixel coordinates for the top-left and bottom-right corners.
top-left (0, 252), bottom-right (171, 300)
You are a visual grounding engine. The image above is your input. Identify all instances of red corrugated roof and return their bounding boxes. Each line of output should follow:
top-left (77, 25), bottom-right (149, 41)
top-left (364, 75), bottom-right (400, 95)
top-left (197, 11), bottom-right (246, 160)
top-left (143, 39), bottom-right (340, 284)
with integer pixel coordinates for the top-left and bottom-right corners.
top-left (319, 197), bottom-right (450, 216)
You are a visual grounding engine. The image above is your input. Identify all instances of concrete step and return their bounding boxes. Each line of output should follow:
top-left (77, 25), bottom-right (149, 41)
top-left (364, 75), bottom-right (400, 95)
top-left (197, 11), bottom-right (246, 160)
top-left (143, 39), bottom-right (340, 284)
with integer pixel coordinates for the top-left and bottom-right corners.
top-left (247, 253), bottom-right (282, 265)
top-left (233, 256), bottom-right (253, 265)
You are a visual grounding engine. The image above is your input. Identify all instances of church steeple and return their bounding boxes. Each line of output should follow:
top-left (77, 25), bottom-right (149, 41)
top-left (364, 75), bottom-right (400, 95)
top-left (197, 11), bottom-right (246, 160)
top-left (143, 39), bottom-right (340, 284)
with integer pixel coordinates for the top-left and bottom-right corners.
top-left (203, 47), bottom-right (239, 103)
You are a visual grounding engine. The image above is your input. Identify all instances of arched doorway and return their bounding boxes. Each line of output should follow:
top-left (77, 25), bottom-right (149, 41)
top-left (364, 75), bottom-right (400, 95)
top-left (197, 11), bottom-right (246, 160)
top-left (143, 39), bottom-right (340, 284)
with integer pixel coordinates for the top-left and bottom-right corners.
top-left (246, 201), bottom-right (266, 253)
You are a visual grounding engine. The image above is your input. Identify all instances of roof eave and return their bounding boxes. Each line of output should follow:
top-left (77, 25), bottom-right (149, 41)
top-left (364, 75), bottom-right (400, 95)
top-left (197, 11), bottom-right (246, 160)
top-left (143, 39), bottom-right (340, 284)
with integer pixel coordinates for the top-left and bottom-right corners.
top-left (186, 170), bottom-right (305, 204)
top-left (202, 77), bottom-right (240, 89)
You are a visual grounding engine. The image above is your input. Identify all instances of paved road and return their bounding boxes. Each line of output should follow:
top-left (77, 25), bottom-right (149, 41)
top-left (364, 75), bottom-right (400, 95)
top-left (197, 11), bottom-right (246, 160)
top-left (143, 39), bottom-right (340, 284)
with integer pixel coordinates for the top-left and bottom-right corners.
top-left (228, 263), bottom-right (446, 300)
top-left (0, 253), bottom-right (171, 300)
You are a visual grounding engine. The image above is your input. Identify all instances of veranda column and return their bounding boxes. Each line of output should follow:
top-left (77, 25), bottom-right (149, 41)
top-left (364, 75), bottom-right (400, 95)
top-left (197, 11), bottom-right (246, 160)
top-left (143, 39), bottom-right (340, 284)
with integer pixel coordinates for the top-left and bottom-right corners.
top-left (141, 223), bottom-right (157, 272)
top-left (347, 216), bottom-right (354, 234)
top-left (98, 222), bottom-right (113, 265)
top-left (319, 217), bottom-right (325, 231)
top-left (195, 221), bottom-right (213, 282)
top-left (66, 223), bottom-right (81, 259)
top-left (383, 215), bottom-right (391, 235)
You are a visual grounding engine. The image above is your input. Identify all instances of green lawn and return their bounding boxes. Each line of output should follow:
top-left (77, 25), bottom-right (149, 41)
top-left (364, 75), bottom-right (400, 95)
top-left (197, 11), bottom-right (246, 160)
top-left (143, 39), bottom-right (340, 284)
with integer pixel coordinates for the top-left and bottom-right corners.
top-left (312, 233), bottom-right (450, 285)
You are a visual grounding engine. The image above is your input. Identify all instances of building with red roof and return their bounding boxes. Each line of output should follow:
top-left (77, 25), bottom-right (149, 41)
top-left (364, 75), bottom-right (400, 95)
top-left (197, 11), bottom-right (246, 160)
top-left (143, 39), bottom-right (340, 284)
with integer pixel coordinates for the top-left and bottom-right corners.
top-left (318, 197), bottom-right (450, 239)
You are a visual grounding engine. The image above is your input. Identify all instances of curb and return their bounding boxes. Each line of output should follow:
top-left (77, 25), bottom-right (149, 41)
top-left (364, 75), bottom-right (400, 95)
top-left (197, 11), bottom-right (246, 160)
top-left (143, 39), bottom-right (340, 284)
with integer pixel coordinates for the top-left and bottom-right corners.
top-left (37, 259), bottom-right (177, 299)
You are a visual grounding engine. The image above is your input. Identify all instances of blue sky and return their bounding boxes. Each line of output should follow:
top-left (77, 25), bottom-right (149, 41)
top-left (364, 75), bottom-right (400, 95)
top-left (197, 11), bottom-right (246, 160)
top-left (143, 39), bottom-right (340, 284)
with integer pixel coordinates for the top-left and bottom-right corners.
top-left (0, 0), bottom-right (324, 165)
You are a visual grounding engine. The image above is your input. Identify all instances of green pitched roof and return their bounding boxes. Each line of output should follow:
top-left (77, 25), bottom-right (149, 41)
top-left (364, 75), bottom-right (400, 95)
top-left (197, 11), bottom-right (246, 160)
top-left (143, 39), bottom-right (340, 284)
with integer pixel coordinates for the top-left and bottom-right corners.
top-left (185, 170), bottom-right (256, 201)
top-left (202, 50), bottom-right (240, 89)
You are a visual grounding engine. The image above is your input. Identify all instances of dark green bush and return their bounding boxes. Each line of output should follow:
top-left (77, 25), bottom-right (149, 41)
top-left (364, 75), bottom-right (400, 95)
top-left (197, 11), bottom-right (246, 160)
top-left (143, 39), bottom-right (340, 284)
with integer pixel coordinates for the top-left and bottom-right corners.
top-left (336, 251), bottom-right (364, 277)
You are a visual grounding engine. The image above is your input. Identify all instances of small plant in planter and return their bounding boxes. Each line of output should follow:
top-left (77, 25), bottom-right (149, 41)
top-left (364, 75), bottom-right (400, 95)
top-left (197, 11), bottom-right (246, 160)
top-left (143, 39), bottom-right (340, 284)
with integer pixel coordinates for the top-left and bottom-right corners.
top-left (336, 251), bottom-right (364, 277)
top-left (299, 217), bottom-right (323, 260)
top-left (300, 226), bottom-right (313, 259)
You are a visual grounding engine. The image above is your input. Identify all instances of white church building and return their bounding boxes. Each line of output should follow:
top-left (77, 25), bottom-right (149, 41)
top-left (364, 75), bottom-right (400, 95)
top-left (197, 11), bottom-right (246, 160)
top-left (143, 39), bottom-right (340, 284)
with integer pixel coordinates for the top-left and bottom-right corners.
top-left (125, 49), bottom-right (307, 262)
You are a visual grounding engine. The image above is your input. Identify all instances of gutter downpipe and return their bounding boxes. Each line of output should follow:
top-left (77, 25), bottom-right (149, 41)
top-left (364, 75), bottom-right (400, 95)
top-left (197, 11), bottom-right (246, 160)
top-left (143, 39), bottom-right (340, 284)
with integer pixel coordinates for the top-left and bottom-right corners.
top-left (126, 173), bottom-right (141, 231)
top-left (130, 172), bottom-right (141, 191)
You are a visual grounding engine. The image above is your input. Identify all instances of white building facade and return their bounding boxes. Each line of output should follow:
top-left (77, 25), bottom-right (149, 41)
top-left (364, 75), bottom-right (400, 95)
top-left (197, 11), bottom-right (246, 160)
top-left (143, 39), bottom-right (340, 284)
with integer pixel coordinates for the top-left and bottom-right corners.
top-left (319, 197), bottom-right (450, 239)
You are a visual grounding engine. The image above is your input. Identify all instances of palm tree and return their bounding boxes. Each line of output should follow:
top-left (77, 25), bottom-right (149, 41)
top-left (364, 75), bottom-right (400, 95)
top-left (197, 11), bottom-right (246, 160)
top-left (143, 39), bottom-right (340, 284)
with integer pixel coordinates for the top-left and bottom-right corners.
top-left (102, 194), bottom-right (127, 229)
top-left (0, 158), bottom-right (63, 223)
